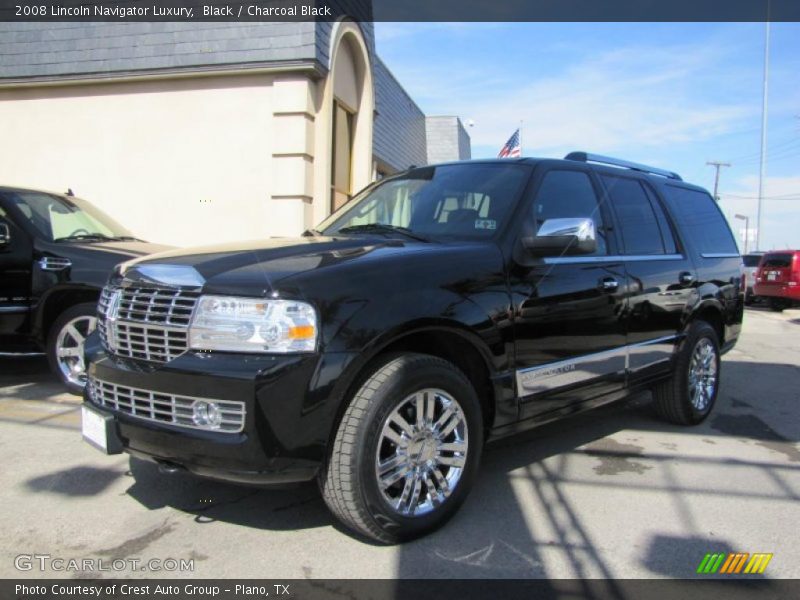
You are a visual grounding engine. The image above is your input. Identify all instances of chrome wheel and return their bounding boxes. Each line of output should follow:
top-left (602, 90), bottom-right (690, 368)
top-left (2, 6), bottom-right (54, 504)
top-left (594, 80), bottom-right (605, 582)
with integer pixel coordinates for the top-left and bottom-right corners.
top-left (375, 388), bottom-right (468, 517)
top-left (688, 338), bottom-right (717, 411)
top-left (55, 315), bottom-right (97, 387)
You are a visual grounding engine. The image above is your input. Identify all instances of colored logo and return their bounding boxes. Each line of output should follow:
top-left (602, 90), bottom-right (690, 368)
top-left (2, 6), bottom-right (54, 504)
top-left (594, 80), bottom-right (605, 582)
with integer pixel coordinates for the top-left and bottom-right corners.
top-left (697, 552), bottom-right (773, 574)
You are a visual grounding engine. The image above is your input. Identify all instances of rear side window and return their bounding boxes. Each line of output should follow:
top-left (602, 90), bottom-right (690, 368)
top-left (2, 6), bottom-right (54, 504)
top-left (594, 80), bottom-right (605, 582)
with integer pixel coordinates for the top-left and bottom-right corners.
top-left (664, 186), bottom-right (739, 255)
top-left (761, 254), bottom-right (793, 268)
top-left (602, 175), bottom-right (676, 255)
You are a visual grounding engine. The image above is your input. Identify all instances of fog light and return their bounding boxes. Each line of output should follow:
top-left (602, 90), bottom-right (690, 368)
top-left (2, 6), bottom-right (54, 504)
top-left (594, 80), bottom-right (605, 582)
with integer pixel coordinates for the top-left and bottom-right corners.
top-left (192, 400), bottom-right (223, 429)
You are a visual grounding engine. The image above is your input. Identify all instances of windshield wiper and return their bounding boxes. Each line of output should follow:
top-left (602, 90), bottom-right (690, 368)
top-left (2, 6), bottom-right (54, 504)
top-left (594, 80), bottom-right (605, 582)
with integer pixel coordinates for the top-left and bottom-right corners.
top-left (302, 228), bottom-right (323, 237)
top-left (336, 223), bottom-right (432, 243)
top-left (55, 233), bottom-right (116, 242)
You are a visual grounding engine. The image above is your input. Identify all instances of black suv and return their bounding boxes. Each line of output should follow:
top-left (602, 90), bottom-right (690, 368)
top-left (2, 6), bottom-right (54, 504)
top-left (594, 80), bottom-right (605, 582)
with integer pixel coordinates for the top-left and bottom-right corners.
top-left (82, 153), bottom-right (744, 543)
top-left (0, 186), bottom-right (169, 393)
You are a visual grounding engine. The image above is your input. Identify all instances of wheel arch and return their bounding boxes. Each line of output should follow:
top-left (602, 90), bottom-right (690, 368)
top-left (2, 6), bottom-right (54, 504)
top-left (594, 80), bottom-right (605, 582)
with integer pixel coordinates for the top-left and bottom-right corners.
top-left (34, 284), bottom-right (100, 344)
top-left (686, 299), bottom-right (725, 345)
top-left (324, 322), bottom-right (501, 451)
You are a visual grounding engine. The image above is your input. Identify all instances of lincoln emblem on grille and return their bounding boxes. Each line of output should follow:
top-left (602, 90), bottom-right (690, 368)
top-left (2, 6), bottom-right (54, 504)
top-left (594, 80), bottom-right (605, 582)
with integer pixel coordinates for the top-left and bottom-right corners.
top-left (99, 283), bottom-right (200, 364)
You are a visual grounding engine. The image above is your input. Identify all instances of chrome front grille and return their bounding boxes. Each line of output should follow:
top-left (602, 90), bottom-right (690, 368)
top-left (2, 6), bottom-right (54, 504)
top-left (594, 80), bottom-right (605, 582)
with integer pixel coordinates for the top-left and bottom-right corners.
top-left (99, 285), bottom-right (199, 363)
top-left (114, 322), bottom-right (189, 363)
top-left (88, 377), bottom-right (245, 433)
top-left (117, 286), bottom-right (198, 326)
top-left (97, 286), bottom-right (112, 342)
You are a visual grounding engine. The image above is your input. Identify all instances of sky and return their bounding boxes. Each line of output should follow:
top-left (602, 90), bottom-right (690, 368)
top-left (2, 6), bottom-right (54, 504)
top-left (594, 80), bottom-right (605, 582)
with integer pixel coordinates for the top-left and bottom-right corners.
top-left (375, 22), bottom-right (800, 252)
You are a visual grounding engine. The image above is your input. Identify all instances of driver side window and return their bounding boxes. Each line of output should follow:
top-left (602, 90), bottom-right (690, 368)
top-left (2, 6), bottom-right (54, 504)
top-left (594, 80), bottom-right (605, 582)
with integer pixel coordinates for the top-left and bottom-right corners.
top-left (533, 170), bottom-right (608, 255)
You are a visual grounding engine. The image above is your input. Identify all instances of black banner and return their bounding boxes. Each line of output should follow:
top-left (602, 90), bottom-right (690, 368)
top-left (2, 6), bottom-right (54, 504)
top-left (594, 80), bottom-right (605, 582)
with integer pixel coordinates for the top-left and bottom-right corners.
top-left (4, 579), bottom-right (800, 600)
top-left (1, 0), bottom-right (799, 22)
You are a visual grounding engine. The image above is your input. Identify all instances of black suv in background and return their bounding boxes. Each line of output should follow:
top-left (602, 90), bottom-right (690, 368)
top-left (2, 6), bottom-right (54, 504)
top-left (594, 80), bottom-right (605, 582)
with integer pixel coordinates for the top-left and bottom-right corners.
top-left (82, 153), bottom-right (743, 543)
top-left (0, 187), bottom-right (169, 393)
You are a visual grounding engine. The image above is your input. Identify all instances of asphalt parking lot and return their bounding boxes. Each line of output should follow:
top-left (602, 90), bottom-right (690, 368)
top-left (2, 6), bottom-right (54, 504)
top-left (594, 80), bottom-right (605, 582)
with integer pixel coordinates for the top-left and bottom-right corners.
top-left (1, 308), bottom-right (798, 580)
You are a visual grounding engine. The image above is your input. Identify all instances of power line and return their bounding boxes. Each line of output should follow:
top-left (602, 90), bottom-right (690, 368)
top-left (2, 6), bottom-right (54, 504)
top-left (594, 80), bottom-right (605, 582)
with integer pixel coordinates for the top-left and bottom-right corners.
top-left (723, 137), bottom-right (800, 164)
top-left (756, 16), bottom-right (770, 251)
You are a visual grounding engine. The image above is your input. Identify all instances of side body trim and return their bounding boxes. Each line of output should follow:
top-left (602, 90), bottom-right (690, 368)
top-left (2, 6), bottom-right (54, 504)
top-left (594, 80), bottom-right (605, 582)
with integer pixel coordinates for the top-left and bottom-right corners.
top-left (542, 254), bottom-right (684, 265)
top-left (516, 335), bottom-right (679, 397)
top-left (0, 305), bottom-right (30, 313)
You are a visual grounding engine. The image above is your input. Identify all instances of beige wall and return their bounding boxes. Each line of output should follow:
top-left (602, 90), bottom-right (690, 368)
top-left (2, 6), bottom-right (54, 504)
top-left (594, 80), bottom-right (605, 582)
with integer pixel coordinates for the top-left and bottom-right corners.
top-left (0, 24), bottom-right (375, 250)
top-left (0, 73), bottom-right (312, 247)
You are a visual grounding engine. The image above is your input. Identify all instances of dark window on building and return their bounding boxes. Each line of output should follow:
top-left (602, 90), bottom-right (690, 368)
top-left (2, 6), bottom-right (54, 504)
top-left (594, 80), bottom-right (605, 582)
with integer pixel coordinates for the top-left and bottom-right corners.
top-left (533, 170), bottom-right (607, 255)
top-left (665, 186), bottom-right (739, 255)
top-left (602, 176), bottom-right (672, 255)
top-left (331, 101), bottom-right (355, 212)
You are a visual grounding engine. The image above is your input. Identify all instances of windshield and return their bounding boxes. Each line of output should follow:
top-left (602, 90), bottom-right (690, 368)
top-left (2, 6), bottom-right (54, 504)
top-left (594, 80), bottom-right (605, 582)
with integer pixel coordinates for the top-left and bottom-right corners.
top-left (9, 191), bottom-right (134, 242)
top-left (318, 164), bottom-right (530, 241)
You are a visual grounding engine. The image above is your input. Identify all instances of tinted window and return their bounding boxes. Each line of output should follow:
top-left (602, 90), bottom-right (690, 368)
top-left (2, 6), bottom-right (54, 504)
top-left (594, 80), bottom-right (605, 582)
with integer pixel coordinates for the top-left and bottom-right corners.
top-left (762, 254), bottom-right (793, 268)
top-left (743, 254), bottom-right (763, 267)
top-left (665, 186), bottom-right (739, 255)
top-left (602, 176), bottom-right (669, 255)
top-left (643, 184), bottom-right (678, 254)
top-left (533, 170), bottom-right (607, 254)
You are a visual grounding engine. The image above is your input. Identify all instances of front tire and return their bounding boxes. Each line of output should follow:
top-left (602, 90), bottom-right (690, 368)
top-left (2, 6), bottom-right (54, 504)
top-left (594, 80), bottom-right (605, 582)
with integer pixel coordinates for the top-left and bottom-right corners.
top-left (320, 353), bottom-right (483, 544)
top-left (654, 320), bottom-right (721, 425)
top-left (47, 302), bottom-right (97, 395)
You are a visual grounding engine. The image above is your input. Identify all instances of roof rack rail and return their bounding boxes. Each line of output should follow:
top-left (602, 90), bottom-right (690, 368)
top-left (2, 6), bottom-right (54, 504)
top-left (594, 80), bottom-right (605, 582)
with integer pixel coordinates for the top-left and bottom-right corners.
top-left (564, 151), bottom-right (682, 181)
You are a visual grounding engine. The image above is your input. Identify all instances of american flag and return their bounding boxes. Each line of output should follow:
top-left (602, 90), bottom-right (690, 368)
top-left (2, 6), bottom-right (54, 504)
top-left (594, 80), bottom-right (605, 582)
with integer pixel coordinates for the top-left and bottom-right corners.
top-left (497, 129), bottom-right (521, 158)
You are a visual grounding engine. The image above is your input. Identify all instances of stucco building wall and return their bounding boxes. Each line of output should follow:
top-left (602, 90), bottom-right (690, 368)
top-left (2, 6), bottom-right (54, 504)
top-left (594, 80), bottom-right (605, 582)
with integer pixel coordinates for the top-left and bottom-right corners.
top-left (0, 17), bottom-right (468, 248)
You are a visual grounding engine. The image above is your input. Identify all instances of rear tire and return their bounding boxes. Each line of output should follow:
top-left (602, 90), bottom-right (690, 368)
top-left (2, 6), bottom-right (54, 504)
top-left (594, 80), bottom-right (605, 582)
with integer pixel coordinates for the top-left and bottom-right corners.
top-left (654, 320), bottom-right (720, 425)
top-left (319, 353), bottom-right (483, 544)
top-left (769, 298), bottom-right (787, 312)
top-left (47, 302), bottom-right (97, 395)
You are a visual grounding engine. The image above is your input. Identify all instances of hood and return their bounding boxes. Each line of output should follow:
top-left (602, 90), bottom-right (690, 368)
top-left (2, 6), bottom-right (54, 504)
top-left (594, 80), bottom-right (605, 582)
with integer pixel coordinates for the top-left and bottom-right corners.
top-left (120, 236), bottom-right (433, 294)
top-left (40, 239), bottom-right (174, 265)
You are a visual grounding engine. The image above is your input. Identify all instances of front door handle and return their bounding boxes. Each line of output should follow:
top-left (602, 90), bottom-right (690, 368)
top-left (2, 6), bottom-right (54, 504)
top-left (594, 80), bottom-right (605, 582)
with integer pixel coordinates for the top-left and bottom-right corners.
top-left (600, 277), bottom-right (619, 292)
top-left (679, 271), bottom-right (696, 285)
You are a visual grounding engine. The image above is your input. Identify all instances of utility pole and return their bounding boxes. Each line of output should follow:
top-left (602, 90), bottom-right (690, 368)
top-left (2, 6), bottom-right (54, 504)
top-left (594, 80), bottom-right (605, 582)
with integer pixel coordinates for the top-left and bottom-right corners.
top-left (706, 161), bottom-right (731, 201)
top-left (756, 15), bottom-right (771, 251)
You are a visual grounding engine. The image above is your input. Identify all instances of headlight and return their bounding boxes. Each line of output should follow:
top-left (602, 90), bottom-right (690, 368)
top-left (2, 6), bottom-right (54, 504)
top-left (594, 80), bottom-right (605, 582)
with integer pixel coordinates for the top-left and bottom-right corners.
top-left (188, 296), bottom-right (317, 353)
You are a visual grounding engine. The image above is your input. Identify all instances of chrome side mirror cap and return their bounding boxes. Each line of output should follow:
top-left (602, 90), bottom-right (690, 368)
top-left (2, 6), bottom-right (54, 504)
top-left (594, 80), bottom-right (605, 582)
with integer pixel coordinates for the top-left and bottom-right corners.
top-left (522, 218), bottom-right (597, 256)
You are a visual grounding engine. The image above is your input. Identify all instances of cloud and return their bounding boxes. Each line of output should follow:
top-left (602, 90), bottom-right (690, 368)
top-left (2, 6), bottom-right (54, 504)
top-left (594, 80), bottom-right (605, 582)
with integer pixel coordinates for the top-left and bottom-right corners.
top-left (378, 31), bottom-right (756, 159)
top-left (464, 48), bottom-right (753, 153)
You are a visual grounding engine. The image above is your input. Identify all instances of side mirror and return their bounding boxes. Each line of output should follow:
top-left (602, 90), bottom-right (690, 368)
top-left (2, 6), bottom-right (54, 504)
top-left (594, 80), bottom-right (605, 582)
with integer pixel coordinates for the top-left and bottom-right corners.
top-left (522, 217), bottom-right (597, 256)
top-left (0, 222), bottom-right (10, 247)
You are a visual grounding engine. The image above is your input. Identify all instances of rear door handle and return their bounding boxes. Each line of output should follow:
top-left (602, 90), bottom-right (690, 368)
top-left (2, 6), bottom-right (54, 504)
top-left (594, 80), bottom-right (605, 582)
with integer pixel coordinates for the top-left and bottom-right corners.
top-left (600, 277), bottom-right (619, 292)
top-left (679, 272), bottom-right (696, 285)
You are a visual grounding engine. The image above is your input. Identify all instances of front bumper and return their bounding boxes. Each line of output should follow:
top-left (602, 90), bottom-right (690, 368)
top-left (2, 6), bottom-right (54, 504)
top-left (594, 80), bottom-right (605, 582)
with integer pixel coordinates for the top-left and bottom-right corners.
top-left (83, 333), bottom-right (358, 485)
